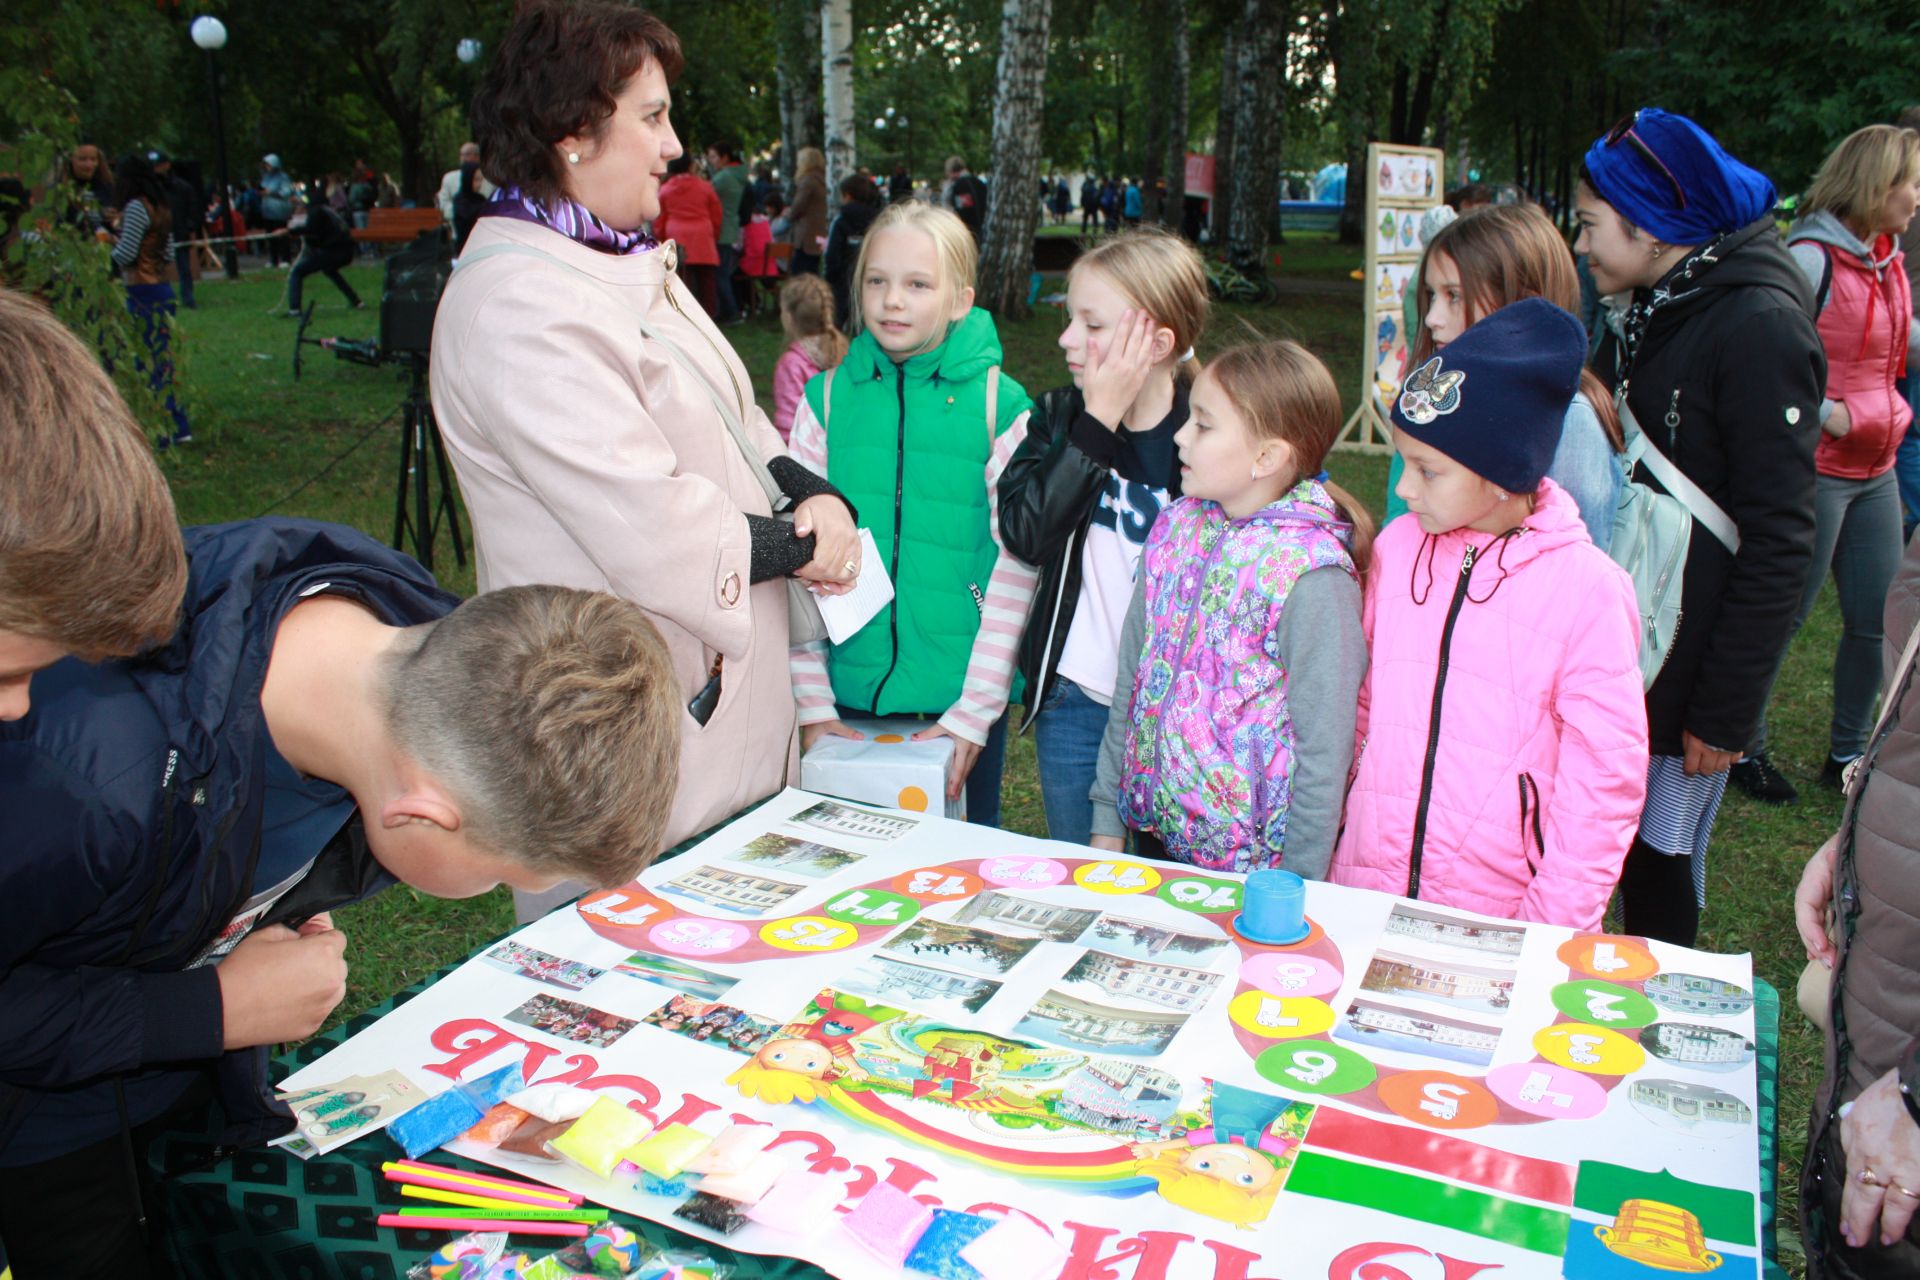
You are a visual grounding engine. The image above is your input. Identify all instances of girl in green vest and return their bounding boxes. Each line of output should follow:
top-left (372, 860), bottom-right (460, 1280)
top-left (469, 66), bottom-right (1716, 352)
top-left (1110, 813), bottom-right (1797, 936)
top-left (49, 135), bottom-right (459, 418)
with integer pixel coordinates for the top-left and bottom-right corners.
top-left (788, 202), bottom-right (1038, 825)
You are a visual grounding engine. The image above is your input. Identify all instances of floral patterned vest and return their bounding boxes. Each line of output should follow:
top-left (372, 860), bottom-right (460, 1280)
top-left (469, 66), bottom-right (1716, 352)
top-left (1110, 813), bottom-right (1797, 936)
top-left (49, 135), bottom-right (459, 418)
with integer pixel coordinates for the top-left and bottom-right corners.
top-left (1118, 484), bottom-right (1356, 871)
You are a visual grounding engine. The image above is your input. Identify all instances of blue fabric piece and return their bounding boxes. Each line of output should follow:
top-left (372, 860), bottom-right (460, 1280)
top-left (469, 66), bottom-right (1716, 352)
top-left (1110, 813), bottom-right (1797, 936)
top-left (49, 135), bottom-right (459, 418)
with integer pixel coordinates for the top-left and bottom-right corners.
top-left (387, 1061), bottom-right (524, 1159)
top-left (903, 1209), bottom-right (995, 1280)
top-left (1582, 108), bottom-right (1776, 246)
top-left (1389, 298), bottom-right (1588, 494)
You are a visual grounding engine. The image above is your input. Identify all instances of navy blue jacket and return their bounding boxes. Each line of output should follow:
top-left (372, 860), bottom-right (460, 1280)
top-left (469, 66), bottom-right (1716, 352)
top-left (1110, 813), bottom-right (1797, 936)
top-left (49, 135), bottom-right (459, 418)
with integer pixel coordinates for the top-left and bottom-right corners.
top-left (0, 519), bottom-right (458, 1160)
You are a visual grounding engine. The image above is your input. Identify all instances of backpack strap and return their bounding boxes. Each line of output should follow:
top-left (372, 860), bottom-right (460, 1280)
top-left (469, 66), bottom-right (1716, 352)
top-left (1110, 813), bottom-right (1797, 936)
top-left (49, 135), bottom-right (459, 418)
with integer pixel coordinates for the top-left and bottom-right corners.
top-left (1814, 244), bottom-right (1835, 314)
top-left (1620, 395), bottom-right (1741, 554)
top-left (985, 365), bottom-right (1000, 454)
top-left (822, 365), bottom-right (836, 434)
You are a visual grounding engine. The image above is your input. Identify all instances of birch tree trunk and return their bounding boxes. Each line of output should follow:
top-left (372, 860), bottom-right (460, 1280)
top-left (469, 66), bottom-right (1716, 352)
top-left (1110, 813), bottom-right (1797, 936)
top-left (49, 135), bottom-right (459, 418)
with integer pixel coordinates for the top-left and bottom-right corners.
top-left (1159, 0), bottom-right (1190, 228)
top-left (820, 0), bottom-right (856, 196)
top-left (977, 0), bottom-right (1053, 318)
top-left (1210, 19), bottom-right (1239, 245)
top-left (1226, 0), bottom-right (1286, 279)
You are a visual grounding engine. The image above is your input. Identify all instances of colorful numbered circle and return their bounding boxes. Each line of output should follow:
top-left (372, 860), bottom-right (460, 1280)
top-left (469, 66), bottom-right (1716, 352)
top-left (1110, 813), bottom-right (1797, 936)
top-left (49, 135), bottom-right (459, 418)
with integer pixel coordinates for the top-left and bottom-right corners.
top-left (1485, 1062), bottom-right (1610, 1120)
top-left (1550, 980), bottom-right (1658, 1030)
top-left (1073, 861), bottom-right (1163, 894)
top-left (1557, 934), bottom-right (1659, 982)
top-left (1157, 876), bottom-right (1243, 915)
top-left (821, 888), bottom-right (921, 929)
top-left (648, 916), bottom-right (750, 958)
top-left (1254, 1040), bottom-right (1376, 1095)
top-left (1238, 953), bottom-right (1343, 999)
top-left (1533, 1022), bottom-right (1647, 1076)
top-left (577, 888), bottom-right (670, 930)
top-left (760, 915), bottom-right (861, 953)
top-left (978, 855), bottom-right (1069, 888)
top-left (1378, 1071), bottom-right (1500, 1130)
top-left (1227, 991), bottom-right (1336, 1039)
top-left (890, 866), bottom-right (986, 902)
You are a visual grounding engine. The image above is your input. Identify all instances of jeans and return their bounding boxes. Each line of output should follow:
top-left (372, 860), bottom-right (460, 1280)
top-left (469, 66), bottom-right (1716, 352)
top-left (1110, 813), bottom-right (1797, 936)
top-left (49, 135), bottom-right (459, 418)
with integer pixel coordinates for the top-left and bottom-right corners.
top-left (716, 244), bottom-right (741, 321)
top-left (1032, 677), bottom-right (1112, 846)
top-left (835, 703), bottom-right (1009, 828)
top-left (124, 283), bottom-right (189, 441)
top-left (172, 246), bottom-right (195, 309)
top-left (1753, 469), bottom-right (1905, 760)
top-left (1896, 374), bottom-right (1920, 541)
top-left (287, 245), bottom-right (360, 311)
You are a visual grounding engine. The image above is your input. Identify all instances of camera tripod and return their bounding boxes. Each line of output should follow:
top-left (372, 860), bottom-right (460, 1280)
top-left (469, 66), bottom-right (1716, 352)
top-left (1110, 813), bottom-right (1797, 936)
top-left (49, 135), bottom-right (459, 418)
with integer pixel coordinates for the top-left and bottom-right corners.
top-left (393, 353), bottom-right (467, 576)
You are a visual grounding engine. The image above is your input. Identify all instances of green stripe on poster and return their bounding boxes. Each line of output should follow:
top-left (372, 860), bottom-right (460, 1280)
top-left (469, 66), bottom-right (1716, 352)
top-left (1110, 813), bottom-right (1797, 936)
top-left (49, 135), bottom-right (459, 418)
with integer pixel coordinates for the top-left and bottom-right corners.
top-left (1572, 1163), bottom-right (1757, 1247)
top-left (1287, 1152), bottom-right (1571, 1255)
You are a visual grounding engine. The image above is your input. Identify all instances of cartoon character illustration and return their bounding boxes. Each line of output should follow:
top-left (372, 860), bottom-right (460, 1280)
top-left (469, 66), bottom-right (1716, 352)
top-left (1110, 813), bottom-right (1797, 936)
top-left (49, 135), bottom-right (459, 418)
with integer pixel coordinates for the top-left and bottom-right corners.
top-left (725, 991), bottom-right (902, 1103)
top-left (1376, 315), bottom-right (1398, 360)
top-left (1126, 1082), bottom-right (1311, 1229)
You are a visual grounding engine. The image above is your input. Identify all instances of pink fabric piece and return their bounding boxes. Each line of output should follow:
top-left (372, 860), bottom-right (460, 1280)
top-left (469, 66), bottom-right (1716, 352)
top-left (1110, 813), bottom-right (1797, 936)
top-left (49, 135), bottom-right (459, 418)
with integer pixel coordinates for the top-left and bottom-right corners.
top-left (841, 1180), bottom-right (936, 1266)
top-left (694, 1149), bottom-right (787, 1203)
top-left (743, 1170), bottom-right (846, 1234)
top-left (686, 1123), bottom-right (775, 1175)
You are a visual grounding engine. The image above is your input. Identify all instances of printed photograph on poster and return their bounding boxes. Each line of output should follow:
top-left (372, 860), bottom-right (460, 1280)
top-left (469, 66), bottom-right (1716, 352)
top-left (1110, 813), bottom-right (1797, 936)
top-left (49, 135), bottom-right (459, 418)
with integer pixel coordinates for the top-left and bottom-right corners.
top-left (1382, 904), bottom-right (1527, 958)
top-left (728, 832), bottom-right (867, 880)
top-left (1334, 996), bottom-right (1501, 1067)
top-left (1374, 261), bottom-right (1416, 310)
top-left (838, 954), bottom-right (1003, 1018)
top-left (1641, 1022), bottom-right (1755, 1072)
top-left (1374, 208), bottom-right (1421, 258)
top-left (1376, 152), bottom-right (1439, 201)
top-left (1359, 949), bottom-right (1515, 1016)
top-left (1059, 949), bottom-right (1224, 1013)
top-left (953, 889), bottom-right (1100, 941)
top-left (1643, 973), bottom-right (1754, 1018)
top-left (643, 993), bottom-right (783, 1052)
top-left (787, 799), bottom-right (919, 841)
top-left (481, 941), bottom-right (606, 992)
top-left (1075, 912), bottom-right (1227, 966)
top-left (1374, 310), bottom-right (1409, 404)
top-left (656, 863), bottom-right (806, 917)
top-left (613, 951), bottom-right (740, 1002)
top-left (880, 918), bottom-right (1040, 977)
top-left (503, 993), bottom-right (641, 1048)
top-left (1629, 1078), bottom-right (1755, 1136)
top-left (1014, 987), bottom-right (1190, 1057)
top-left (275, 1069), bottom-right (424, 1156)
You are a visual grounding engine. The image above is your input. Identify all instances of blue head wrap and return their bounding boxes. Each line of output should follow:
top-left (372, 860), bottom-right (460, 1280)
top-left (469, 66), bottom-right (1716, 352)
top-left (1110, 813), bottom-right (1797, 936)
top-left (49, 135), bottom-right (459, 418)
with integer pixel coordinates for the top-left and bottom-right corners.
top-left (1582, 108), bottom-right (1776, 245)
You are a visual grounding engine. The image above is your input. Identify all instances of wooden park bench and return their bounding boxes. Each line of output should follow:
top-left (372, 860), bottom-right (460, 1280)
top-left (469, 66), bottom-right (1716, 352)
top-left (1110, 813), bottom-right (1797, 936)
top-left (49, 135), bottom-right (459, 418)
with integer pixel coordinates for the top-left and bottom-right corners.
top-left (352, 208), bottom-right (447, 247)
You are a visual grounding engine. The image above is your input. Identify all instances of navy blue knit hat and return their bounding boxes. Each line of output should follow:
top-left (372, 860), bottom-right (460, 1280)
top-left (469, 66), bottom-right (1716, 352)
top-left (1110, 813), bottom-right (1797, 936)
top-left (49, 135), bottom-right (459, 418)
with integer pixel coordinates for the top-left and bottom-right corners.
top-left (1390, 297), bottom-right (1586, 494)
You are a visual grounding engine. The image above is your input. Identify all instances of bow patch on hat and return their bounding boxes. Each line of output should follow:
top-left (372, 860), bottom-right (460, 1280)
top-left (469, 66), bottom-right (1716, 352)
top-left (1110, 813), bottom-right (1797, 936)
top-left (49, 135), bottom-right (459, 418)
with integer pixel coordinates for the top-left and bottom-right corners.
top-left (1398, 357), bottom-right (1465, 425)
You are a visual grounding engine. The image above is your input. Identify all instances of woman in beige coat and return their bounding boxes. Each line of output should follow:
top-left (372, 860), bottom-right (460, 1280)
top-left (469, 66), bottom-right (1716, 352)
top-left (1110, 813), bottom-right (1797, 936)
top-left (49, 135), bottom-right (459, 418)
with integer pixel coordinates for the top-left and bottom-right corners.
top-left (786, 146), bottom-right (830, 278)
top-left (431, 0), bottom-right (859, 920)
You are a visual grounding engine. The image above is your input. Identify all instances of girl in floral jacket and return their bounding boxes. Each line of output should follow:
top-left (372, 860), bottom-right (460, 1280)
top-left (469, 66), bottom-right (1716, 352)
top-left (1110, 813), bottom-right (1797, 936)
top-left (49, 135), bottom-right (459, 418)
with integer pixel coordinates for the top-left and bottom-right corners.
top-left (1090, 341), bottom-right (1371, 875)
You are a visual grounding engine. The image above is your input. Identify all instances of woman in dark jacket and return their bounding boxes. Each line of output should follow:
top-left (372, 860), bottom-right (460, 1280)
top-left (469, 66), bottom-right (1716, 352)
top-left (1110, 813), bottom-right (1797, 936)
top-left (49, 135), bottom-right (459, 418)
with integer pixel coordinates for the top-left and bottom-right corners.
top-left (1579, 108), bottom-right (1826, 946)
top-left (821, 172), bottom-right (882, 328)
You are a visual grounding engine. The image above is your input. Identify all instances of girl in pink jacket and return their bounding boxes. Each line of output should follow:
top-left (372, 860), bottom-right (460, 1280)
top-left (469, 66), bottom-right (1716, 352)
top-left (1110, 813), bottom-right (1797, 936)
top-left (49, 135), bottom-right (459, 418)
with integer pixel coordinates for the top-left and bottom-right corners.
top-left (1331, 299), bottom-right (1648, 929)
top-left (770, 273), bottom-right (846, 444)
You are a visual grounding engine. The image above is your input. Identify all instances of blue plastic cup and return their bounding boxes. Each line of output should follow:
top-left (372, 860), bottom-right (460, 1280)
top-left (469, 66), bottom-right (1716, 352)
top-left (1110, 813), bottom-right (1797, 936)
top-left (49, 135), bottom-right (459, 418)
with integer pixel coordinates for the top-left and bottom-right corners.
top-left (1238, 868), bottom-right (1307, 944)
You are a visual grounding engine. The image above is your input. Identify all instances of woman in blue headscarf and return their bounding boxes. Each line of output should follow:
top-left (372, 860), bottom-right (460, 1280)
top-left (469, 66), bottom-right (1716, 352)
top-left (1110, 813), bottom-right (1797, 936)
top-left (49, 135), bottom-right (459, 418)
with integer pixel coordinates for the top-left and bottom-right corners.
top-left (1578, 108), bottom-right (1826, 947)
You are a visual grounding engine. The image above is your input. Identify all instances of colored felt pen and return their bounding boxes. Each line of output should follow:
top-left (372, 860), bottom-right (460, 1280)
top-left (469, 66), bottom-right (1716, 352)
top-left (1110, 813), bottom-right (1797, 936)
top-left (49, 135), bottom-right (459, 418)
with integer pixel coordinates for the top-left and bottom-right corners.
top-left (396, 1205), bottom-right (607, 1223)
top-left (384, 1160), bottom-right (580, 1204)
top-left (376, 1213), bottom-right (589, 1237)
top-left (385, 1168), bottom-right (575, 1208)
top-left (397, 1184), bottom-right (533, 1212)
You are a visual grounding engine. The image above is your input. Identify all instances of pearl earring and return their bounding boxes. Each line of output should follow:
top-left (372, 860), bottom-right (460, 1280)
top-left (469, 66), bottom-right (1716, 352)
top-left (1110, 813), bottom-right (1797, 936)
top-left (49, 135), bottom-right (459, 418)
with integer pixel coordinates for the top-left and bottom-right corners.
top-left (1250, 465), bottom-right (1259, 481)
top-left (1495, 488), bottom-right (1509, 501)
top-left (567, 151), bottom-right (580, 165)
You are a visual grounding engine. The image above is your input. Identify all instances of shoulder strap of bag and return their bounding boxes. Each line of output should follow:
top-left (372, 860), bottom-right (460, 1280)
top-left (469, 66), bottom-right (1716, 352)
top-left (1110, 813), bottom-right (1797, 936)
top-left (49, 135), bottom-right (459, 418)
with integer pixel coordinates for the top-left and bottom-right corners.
top-left (1619, 393), bottom-right (1741, 555)
top-left (456, 241), bottom-right (786, 513)
top-left (822, 365), bottom-right (836, 434)
top-left (986, 365), bottom-right (1000, 454)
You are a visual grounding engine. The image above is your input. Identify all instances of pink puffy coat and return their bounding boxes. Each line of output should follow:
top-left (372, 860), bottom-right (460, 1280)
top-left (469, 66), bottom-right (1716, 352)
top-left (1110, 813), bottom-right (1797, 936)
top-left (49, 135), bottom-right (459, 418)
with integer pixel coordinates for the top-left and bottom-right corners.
top-left (1331, 480), bottom-right (1648, 928)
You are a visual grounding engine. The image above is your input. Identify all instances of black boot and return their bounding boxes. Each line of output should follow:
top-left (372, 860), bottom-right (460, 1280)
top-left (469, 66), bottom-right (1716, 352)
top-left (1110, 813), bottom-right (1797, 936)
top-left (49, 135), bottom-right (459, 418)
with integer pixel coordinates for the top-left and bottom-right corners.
top-left (1729, 750), bottom-right (1799, 805)
top-left (1617, 836), bottom-right (1699, 947)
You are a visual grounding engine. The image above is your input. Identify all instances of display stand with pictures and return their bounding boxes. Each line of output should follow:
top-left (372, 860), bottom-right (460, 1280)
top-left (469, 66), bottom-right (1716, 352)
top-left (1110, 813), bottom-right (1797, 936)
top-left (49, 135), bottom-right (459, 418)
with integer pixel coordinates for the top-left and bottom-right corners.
top-left (1335, 142), bottom-right (1445, 455)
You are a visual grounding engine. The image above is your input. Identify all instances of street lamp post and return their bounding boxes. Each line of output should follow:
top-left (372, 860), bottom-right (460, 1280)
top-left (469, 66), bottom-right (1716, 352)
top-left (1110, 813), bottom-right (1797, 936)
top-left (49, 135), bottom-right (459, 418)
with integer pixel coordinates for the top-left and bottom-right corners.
top-left (189, 16), bottom-right (238, 280)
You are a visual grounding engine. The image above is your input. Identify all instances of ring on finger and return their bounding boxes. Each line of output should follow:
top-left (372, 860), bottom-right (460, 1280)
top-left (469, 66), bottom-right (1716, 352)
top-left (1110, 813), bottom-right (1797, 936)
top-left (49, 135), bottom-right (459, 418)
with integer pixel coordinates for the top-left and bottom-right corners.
top-left (1895, 1182), bottom-right (1920, 1199)
top-left (843, 560), bottom-right (858, 576)
top-left (1859, 1167), bottom-right (1882, 1187)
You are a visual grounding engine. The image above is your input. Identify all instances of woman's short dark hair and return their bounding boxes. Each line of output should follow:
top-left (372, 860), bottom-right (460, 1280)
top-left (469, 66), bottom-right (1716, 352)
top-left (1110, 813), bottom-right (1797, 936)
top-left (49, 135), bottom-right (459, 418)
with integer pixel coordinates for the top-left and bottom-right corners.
top-left (840, 173), bottom-right (881, 205)
top-left (471, 0), bottom-right (684, 206)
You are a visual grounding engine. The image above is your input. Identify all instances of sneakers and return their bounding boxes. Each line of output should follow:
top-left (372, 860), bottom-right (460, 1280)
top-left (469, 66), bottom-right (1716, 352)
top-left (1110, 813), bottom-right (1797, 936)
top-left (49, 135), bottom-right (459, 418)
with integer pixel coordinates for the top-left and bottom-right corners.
top-left (1819, 754), bottom-right (1861, 792)
top-left (266, 306), bottom-right (299, 318)
top-left (1729, 751), bottom-right (1799, 805)
top-left (155, 431), bottom-right (194, 451)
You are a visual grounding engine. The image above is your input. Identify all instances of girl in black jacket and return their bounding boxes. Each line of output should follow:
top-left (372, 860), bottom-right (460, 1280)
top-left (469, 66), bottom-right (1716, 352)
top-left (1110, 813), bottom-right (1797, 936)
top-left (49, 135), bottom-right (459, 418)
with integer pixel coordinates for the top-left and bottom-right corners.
top-left (1578, 108), bottom-right (1826, 946)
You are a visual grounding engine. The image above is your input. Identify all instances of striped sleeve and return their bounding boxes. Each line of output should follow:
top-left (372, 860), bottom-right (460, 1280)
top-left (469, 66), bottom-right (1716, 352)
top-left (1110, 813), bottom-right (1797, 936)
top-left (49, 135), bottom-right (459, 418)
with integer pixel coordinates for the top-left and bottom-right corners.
top-left (939, 409), bottom-right (1040, 745)
top-left (111, 199), bottom-right (150, 269)
top-left (788, 393), bottom-right (829, 478)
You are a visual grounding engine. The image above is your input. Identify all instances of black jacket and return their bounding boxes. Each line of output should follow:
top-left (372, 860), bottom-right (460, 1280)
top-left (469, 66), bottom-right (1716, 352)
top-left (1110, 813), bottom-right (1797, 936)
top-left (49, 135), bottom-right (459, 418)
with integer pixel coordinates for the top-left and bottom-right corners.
top-left (0, 519), bottom-right (456, 1160)
top-left (998, 383), bottom-right (1185, 731)
top-left (300, 203), bottom-right (356, 256)
top-left (1593, 217), bottom-right (1825, 756)
top-left (823, 199), bottom-right (882, 328)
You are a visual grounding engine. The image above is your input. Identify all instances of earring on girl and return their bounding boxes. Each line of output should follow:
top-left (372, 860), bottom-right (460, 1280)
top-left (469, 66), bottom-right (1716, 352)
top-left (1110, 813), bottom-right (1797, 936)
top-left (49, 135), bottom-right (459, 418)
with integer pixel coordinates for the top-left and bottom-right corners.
top-left (1495, 488), bottom-right (1509, 501)
top-left (567, 151), bottom-right (581, 164)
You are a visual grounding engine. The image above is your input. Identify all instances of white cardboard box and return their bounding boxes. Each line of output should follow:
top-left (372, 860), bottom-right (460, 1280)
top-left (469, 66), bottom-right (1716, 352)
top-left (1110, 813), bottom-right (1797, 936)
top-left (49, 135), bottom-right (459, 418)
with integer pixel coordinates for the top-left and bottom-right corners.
top-left (799, 718), bottom-right (965, 819)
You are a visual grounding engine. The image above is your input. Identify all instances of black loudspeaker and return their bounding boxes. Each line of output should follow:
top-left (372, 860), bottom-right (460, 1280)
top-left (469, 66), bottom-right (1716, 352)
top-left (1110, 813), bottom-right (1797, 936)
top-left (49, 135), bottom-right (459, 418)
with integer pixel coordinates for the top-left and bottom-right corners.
top-left (379, 230), bottom-right (451, 357)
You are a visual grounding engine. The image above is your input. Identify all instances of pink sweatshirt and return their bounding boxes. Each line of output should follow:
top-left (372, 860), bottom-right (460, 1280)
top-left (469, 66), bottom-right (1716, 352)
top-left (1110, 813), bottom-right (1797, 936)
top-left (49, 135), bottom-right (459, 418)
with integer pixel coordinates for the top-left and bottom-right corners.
top-left (771, 343), bottom-right (823, 445)
top-left (1330, 481), bottom-right (1648, 929)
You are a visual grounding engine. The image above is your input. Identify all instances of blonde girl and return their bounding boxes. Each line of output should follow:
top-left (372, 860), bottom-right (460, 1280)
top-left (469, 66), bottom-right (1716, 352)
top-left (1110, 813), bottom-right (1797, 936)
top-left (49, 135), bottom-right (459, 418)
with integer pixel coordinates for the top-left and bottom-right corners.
top-left (1384, 204), bottom-right (1625, 549)
top-left (771, 274), bottom-right (846, 444)
top-left (788, 202), bottom-right (1037, 824)
top-left (999, 227), bottom-right (1212, 844)
top-left (1090, 340), bottom-right (1372, 874)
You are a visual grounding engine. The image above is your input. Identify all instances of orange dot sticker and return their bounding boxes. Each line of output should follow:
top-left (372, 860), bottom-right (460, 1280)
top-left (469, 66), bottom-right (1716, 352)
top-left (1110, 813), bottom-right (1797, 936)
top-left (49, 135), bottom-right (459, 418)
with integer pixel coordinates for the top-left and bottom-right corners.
top-left (896, 786), bottom-right (930, 812)
top-left (890, 865), bottom-right (985, 902)
top-left (760, 915), bottom-right (859, 953)
top-left (1377, 1071), bottom-right (1500, 1130)
top-left (1533, 1022), bottom-right (1647, 1076)
top-left (1072, 860), bottom-right (1163, 894)
top-left (873, 733), bottom-right (907, 743)
top-left (1557, 934), bottom-right (1659, 982)
top-left (1226, 991), bottom-right (1336, 1039)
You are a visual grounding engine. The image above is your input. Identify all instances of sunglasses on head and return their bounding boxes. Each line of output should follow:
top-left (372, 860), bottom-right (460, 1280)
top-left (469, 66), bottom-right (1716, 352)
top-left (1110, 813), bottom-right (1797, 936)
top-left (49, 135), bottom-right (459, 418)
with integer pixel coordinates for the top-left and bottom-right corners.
top-left (1605, 112), bottom-right (1688, 211)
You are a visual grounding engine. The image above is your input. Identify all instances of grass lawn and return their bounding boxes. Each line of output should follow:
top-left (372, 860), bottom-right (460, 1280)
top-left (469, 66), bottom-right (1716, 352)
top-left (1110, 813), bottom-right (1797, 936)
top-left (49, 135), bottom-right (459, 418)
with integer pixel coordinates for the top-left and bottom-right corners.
top-left (155, 234), bottom-right (1842, 1265)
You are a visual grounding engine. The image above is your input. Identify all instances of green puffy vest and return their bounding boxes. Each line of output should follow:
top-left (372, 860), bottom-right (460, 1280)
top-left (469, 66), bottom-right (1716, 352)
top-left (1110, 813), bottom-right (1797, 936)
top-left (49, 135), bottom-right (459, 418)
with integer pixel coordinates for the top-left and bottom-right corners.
top-left (805, 308), bottom-right (1033, 715)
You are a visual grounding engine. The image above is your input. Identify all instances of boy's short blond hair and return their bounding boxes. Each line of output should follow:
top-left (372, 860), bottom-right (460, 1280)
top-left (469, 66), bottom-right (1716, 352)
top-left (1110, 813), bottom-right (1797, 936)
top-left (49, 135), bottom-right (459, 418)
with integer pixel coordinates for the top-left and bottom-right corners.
top-left (383, 585), bottom-right (682, 887)
top-left (0, 288), bottom-right (187, 658)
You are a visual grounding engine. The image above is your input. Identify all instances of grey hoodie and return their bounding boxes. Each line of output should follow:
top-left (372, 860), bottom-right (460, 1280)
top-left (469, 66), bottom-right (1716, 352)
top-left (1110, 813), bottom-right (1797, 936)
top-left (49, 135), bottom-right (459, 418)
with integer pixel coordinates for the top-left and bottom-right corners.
top-left (1786, 208), bottom-right (1920, 422)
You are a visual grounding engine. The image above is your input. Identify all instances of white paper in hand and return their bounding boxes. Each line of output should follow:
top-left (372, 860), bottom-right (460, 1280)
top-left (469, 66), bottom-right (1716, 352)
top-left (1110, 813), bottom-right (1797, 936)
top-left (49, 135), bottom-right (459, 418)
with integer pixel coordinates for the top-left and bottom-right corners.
top-left (815, 528), bottom-right (894, 645)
